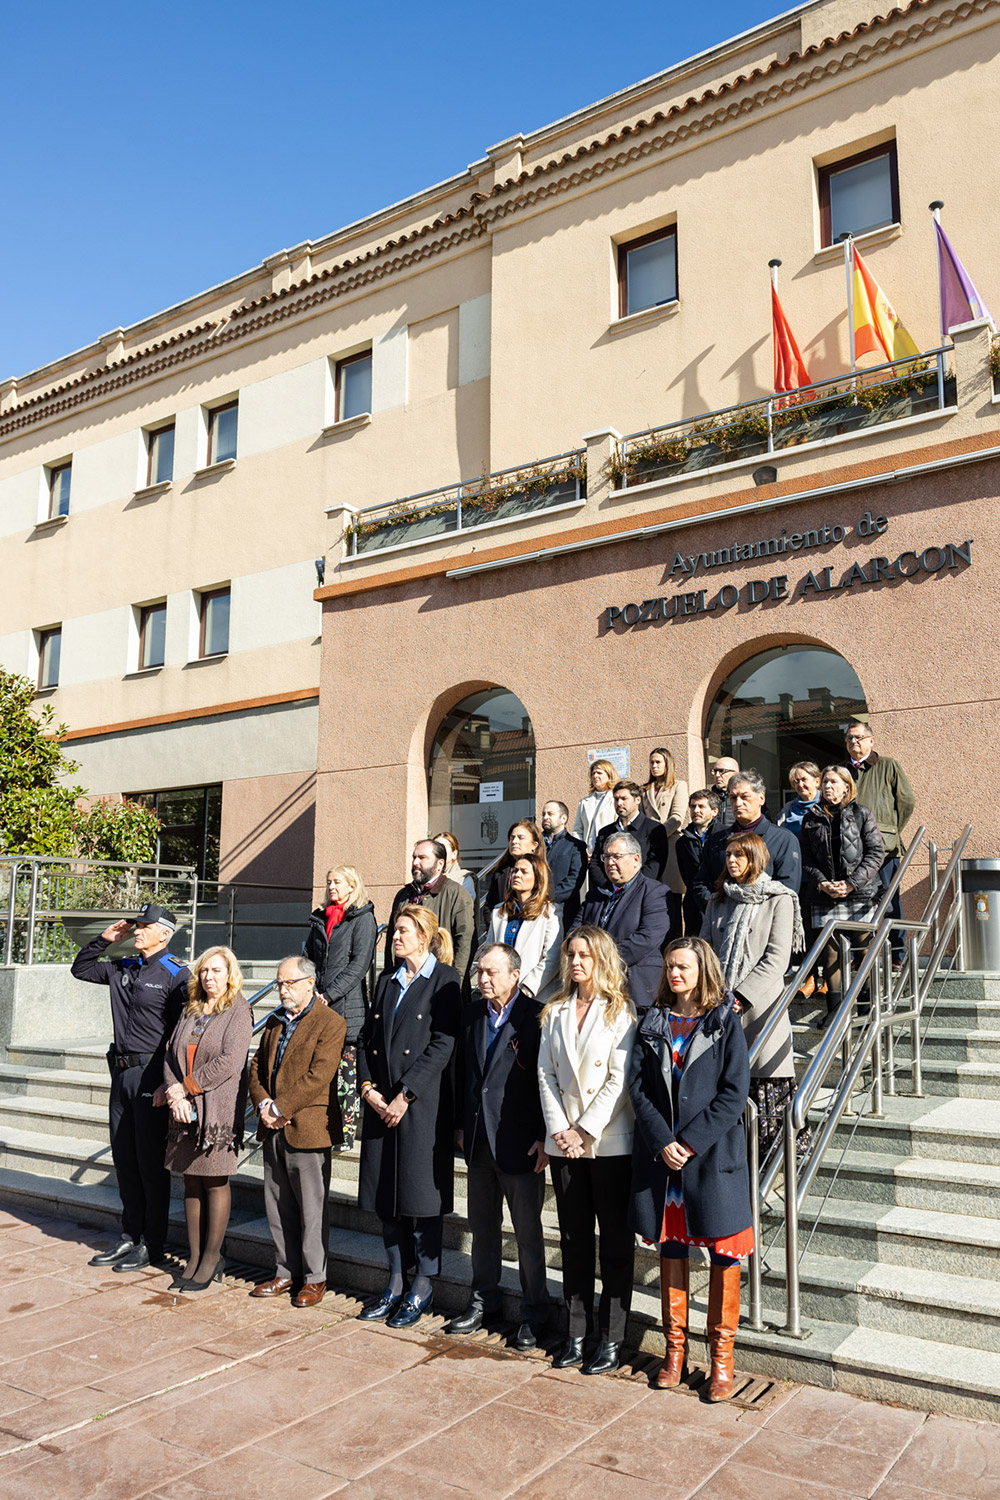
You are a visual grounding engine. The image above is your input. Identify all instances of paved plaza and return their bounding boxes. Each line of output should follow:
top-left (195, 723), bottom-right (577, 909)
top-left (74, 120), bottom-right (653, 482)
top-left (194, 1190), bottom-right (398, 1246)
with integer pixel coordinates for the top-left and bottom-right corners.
top-left (0, 1204), bottom-right (997, 1500)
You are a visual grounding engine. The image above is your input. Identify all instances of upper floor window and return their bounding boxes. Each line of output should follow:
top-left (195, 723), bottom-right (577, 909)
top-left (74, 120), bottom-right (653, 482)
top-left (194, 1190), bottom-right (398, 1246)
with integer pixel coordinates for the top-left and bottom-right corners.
top-left (37, 626), bottom-right (61, 689)
top-left (335, 351), bottom-right (373, 421)
top-left (819, 142), bottom-right (899, 247)
top-left (618, 227), bottom-right (678, 318)
top-left (199, 587), bottom-right (230, 658)
top-left (207, 401), bottom-right (238, 465)
top-left (147, 423), bottom-right (175, 485)
top-left (138, 601), bottom-right (167, 669)
top-left (47, 462), bottom-right (72, 519)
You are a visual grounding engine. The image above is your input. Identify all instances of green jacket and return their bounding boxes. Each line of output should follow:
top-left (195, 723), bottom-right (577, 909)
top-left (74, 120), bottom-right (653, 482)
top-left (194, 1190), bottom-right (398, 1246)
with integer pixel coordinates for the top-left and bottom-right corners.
top-left (853, 754), bottom-right (915, 855)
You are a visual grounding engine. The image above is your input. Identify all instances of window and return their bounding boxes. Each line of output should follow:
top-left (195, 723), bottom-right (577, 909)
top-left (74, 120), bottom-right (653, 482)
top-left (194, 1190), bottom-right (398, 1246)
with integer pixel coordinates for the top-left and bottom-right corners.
top-left (335, 351), bottom-right (372, 421)
top-left (199, 587), bottom-right (230, 658)
top-left (47, 462), bottom-right (72, 519)
top-left (819, 143), bottom-right (899, 247)
top-left (138, 601), bottom-right (167, 669)
top-left (618, 227), bottom-right (678, 318)
top-left (146, 424), bottom-right (175, 485)
top-left (37, 627), bottom-right (61, 689)
top-left (127, 785), bottom-right (222, 881)
top-left (206, 401), bottom-right (238, 465)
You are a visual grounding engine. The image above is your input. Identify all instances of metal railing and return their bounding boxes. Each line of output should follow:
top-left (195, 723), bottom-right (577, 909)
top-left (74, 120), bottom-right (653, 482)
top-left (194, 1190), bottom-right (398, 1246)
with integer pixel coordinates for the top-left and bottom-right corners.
top-left (0, 854), bottom-right (198, 965)
top-left (344, 450), bottom-right (586, 557)
top-left (194, 879), bottom-right (314, 960)
top-left (744, 824), bottom-right (971, 1337)
top-left (616, 346), bottom-right (955, 488)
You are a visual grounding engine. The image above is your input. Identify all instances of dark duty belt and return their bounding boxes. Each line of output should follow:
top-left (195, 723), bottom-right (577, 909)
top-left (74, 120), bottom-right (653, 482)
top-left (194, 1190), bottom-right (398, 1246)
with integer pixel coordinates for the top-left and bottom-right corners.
top-left (109, 1050), bottom-right (156, 1070)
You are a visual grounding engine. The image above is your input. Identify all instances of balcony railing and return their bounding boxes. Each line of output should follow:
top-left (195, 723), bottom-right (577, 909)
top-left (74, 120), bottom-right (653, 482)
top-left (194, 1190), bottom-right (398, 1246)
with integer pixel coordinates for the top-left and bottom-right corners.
top-left (344, 450), bottom-right (586, 557)
top-left (611, 347), bottom-right (955, 490)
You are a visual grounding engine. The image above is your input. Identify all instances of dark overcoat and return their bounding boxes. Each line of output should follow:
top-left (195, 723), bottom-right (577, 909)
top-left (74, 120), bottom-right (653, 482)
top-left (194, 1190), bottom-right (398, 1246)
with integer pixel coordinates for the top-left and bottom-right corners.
top-left (545, 832), bottom-right (588, 926)
top-left (304, 901), bottom-right (378, 1044)
top-left (628, 996), bottom-right (752, 1241)
top-left (571, 872), bottom-right (671, 1010)
top-left (800, 803), bottom-right (885, 900)
top-left (356, 960), bottom-right (461, 1218)
top-left (457, 990), bottom-right (544, 1175)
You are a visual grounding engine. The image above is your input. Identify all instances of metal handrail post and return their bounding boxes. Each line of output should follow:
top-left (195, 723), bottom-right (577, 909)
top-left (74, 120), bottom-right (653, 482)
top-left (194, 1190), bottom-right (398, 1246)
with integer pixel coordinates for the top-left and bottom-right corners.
top-left (953, 837), bottom-right (967, 971)
top-left (936, 347), bottom-right (946, 410)
top-left (4, 860), bottom-right (18, 964)
top-left (745, 1099), bottom-right (763, 1330)
top-left (189, 875), bottom-right (199, 963)
top-left (908, 931), bottom-right (923, 1096)
top-left (881, 939), bottom-right (896, 1098)
top-left (928, 841), bottom-right (940, 950)
top-left (782, 1109), bottom-right (803, 1337)
top-left (766, 396), bottom-right (774, 454)
top-left (24, 861), bottom-right (39, 967)
top-left (228, 889), bottom-right (236, 951)
top-left (871, 938), bottom-right (885, 1114)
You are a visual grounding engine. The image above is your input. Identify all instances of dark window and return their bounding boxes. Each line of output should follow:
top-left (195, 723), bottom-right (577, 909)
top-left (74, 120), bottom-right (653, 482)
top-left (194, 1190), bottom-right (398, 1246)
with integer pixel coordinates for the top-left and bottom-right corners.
top-left (147, 424), bottom-right (175, 485)
top-left (37, 627), bottom-right (61, 689)
top-left (618, 227), bottom-right (678, 318)
top-left (207, 401), bottom-right (238, 465)
top-left (127, 785), bottom-right (222, 881)
top-left (138, 602), bottom-right (167, 669)
top-left (199, 588), bottom-right (230, 658)
top-left (335, 351), bottom-right (373, 421)
top-left (819, 143), bottom-right (899, 247)
top-left (48, 463), bottom-right (72, 519)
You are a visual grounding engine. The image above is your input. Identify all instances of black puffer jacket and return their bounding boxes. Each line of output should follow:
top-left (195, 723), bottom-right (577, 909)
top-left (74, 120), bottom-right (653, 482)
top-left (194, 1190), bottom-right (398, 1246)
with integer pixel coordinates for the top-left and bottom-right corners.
top-left (304, 901), bottom-right (378, 1045)
top-left (800, 802), bottom-right (885, 901)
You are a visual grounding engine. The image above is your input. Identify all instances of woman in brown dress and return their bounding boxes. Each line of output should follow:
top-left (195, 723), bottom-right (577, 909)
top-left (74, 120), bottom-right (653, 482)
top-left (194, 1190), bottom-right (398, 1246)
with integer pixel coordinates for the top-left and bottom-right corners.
top-left (156, 946), bottom-right (252, 1291)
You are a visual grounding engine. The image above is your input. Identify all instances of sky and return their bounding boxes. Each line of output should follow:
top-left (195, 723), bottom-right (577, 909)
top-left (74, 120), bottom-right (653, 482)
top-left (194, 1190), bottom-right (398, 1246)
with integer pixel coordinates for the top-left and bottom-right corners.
top-left (1, 0), bottom-right (789, 380)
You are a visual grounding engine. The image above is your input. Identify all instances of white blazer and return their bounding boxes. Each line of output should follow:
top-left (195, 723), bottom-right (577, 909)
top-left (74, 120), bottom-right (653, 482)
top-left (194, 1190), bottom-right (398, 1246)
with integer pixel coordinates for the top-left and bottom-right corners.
top-left (572, 790), bottom-right (616, 855)
top-left (537, 997), bottom-right (636, 1158)
top-left (488, 903), bottom-right (563, 999)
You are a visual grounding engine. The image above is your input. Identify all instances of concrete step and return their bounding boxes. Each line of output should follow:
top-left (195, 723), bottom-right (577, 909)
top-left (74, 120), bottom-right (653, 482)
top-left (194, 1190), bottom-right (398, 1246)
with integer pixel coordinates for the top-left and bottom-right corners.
top-left (0, 1062), bottom-right (111, 1106)
top-left (886, 1027), bottom-right (1000, 1063)
top-left (0, 1094), bottom-right (109, 1143)
top-left (919, 1058), bottom-right (1000, 1098)
top-left (5, 1039), bottom-right (109, 1075)
top-left (1, 1163), bottom-right (997, 1422)
top-left (829, 1095), bottom-right (1000, 1166)
top-left (813, 1148), bottom-right (1000, 1218)
top-left (765, 1195), bottom-right (1000, 1278)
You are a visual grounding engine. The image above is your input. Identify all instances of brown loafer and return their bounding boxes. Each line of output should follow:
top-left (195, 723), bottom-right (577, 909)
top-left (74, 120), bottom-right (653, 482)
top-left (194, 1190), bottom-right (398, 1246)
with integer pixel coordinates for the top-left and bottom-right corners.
top-left (250, 1276), bottom-right (294, 1299)
top-left (294, 1281), bottom-right (327, 1308)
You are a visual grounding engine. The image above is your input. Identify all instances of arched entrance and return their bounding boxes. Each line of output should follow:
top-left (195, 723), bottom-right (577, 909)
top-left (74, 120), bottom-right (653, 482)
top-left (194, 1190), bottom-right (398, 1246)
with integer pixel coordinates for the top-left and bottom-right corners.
top-left (428, 688), bottom-right (535, 870)
top-left (705, 645), bottom-right (868, 815)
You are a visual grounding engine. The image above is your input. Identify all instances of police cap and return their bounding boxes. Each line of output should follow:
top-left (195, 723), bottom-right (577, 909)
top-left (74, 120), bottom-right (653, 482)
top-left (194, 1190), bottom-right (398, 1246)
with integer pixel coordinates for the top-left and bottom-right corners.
top-left (135, 903), bottom-right (177, 932)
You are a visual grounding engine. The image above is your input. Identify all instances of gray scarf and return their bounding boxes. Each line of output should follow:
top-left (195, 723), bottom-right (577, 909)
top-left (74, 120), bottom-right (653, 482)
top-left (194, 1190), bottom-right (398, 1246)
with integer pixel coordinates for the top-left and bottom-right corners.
top-left (715, 875), bottom-right (805, 990)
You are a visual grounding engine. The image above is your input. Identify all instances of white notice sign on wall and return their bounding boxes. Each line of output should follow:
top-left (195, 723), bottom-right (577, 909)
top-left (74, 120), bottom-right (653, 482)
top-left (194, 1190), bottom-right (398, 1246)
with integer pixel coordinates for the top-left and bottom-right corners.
top-left (479, 781), bottom-right (504, 803)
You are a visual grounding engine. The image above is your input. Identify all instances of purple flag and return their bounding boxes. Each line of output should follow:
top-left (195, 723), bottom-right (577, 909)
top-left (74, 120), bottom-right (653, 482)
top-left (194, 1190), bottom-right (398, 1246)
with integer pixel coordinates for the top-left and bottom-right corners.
top-left (935, 220), bottom-right (995, 335)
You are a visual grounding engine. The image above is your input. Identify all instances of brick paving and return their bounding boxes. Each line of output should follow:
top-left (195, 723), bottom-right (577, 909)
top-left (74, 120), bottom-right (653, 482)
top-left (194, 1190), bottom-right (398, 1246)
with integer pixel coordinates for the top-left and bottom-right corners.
top-left (1, 1206), bottom-right (998, 1499)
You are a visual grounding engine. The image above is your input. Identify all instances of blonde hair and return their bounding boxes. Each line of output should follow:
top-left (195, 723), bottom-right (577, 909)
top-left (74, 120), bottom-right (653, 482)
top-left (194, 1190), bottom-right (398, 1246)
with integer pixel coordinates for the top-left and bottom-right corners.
top-left (589, 758), bottom-right (617, 790)
top-left (325, 864), bottom-right (370, 908)
top-left (435, 832), bottom-right (461, 869)
top-left (820, 765), bottom-right (857, 804)
top-left (186, 946), bottom-right (243, 1015)
top-left (542, 926), bottom-right (633, 1028)
top-left (394, 904), bottom-right (454, 967)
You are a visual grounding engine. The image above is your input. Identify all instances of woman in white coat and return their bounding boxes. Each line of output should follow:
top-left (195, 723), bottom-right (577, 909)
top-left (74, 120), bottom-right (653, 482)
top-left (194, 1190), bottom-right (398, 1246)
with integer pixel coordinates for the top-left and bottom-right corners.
top-left (571, 759), bottom-right (617, 856)
top-left (538, 925), bottom-right (636, 1376)
top-left (487, 854), bottom-right (562, 1000)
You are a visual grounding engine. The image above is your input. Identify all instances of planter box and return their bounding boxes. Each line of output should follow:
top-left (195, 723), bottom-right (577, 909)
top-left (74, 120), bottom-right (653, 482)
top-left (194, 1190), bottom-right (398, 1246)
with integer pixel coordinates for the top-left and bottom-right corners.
top-left (462, 481), bottom-right (579, 527)
top-left (353, 506), bottom-right (459, 554)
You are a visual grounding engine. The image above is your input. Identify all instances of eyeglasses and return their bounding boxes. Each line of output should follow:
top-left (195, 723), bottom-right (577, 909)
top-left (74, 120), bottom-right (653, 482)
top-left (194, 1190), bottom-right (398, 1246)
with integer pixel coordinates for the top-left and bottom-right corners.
top-left (276, 977), bottom-right (311, 991)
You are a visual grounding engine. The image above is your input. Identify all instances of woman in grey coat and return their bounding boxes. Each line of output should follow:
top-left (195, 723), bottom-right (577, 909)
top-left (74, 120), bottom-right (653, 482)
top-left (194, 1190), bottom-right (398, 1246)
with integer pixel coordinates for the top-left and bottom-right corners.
top-left (157, 945), bottom-right (252, 1291)
top-left (701, 829), bottom-right (806, 1157)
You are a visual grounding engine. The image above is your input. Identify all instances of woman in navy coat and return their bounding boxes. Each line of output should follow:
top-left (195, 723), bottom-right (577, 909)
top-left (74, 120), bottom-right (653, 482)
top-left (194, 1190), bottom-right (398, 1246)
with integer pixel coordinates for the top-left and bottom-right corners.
top-left (628, 936), bottom-right (752, 1402)
top-left (356, 904), bottom-right (461, 1329)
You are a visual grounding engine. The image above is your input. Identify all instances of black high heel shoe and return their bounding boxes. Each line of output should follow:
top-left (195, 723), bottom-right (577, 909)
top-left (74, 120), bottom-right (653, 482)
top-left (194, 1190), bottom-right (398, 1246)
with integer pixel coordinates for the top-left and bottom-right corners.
top-left (359, 1287), bottom-right (404, 1322)
top-left (179, 1257), bottom-right (225, 1292)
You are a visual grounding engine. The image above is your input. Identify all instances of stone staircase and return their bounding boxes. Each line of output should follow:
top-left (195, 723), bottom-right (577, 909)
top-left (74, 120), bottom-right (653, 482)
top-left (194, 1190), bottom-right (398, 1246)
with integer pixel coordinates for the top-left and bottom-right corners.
top-left (1, 970), bottom-right (998, 1421)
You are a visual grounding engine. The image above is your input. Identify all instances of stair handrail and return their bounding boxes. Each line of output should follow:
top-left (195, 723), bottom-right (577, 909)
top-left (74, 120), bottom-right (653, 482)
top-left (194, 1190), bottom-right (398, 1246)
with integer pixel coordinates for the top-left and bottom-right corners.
top-left (472, 849), bottom-right (509, 935)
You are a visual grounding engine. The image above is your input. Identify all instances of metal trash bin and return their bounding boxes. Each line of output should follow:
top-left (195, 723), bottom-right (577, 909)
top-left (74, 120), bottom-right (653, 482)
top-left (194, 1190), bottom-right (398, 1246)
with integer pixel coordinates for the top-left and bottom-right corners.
top-left (961, 858), bottom-right (1000, 970)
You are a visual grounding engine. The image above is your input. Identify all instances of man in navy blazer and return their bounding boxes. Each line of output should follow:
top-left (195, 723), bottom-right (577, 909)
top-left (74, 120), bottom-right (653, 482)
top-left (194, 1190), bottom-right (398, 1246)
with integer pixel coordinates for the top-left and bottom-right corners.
top-left (694, 769), bottom-right (801, 911)
top-left (541, 800), bottom-right (588, 926)
top-left (571, 831), bottom-right (671, 1010)
top-left (590, 781), bottom-right (670, 885)
top-left (447, 943), bottom-right (552, 1350)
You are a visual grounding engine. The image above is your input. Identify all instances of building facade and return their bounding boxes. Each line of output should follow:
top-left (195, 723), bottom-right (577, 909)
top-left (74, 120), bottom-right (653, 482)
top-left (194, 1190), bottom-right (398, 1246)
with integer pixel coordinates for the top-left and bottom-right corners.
top-left (2, 0), bottom-right (997, 915)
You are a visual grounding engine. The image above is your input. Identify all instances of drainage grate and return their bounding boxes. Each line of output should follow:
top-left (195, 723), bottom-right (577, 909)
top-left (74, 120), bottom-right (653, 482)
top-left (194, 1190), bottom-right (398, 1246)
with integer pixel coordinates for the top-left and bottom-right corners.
top-left (612, 1354), bottom-right (789, 1409)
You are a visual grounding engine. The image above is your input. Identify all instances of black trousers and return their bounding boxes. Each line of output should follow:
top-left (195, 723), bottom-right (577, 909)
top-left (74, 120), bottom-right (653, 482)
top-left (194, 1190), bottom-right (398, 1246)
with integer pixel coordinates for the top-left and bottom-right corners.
top-left (550, 1155), bottom-right (634, 1342)
top-left (108, 1059), bottom-right (170, 1250)
top-left (880, 856), bottom-right (905, 960)
top-left (467, 1135), bottom-right (550, 1318)
top-left (382, 1214), bottom-right (443, 1278)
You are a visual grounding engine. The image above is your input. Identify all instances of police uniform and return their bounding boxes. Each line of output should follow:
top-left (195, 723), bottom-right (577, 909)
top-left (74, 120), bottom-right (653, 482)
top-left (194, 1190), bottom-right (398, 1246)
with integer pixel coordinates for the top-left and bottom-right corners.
top-left (71, 904), bottom-right (189, 1262)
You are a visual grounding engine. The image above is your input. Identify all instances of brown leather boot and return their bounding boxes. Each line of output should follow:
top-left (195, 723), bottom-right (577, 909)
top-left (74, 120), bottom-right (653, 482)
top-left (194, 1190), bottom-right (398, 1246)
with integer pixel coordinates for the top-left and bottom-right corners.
top-left (706, 1262), bottom-right (741, 1401)
top-left (656, 1258), bottom-right (689, 1388)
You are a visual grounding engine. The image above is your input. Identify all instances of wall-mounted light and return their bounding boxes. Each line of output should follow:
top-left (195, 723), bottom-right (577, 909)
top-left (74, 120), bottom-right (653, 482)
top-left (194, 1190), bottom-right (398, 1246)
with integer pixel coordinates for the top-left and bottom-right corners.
top-left (314, 557), bottom-right (326, 587)
top-left (752, 466), bottom-right (778, 487)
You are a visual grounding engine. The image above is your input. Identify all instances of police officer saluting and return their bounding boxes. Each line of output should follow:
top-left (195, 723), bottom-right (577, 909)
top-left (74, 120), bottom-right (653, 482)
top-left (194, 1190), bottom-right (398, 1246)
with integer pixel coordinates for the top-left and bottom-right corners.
top-left (72, 904), bottom-right (190, 1271)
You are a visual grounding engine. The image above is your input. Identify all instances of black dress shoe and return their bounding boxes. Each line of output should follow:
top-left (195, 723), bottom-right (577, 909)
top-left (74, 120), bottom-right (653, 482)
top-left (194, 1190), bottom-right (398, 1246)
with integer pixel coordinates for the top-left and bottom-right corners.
top-left (514, 1320), bottom-right (550, 1351)
top-left (552, 1336), bottom-right (586, 1369)
top-left (113, 1242), bottom-right (156, 1273)
top-left (386, 1290), bottom-right (433, 1328)
top-left (583, 1339), bottom-right (621, 1375)
top-left (89, 1237), bottom-right (134, 1267)
top-left (358, 1287), bottom-right (404, 1322)
top-left (446, 1300), bottom-right (498, 1335)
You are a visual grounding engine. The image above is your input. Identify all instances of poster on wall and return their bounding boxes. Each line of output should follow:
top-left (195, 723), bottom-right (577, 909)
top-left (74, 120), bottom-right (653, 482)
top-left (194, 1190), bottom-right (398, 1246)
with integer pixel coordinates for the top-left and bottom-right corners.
top-left (587, 746), bottom-right (630, 780)
top-left (479, 782), bottom-right (504, 803)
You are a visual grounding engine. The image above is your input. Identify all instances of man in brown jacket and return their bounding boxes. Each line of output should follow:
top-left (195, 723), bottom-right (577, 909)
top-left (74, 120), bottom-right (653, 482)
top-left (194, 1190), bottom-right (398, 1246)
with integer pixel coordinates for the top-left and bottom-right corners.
top-left (248, 955), bottom-right (345, 1307)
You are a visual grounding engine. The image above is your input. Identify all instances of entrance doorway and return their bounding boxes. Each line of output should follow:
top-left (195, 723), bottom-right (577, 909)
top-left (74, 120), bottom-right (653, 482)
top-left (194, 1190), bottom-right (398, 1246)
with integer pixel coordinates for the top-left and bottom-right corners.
top-left (428, 689), bottom-right (535, 871)
top-left (705, 646), bottom-right (868, 815)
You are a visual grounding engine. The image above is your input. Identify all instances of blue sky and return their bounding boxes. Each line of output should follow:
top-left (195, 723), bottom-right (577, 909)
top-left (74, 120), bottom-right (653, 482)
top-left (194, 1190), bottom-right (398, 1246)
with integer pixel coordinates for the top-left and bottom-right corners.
top-left (2, 0), bottom-right (787, 379)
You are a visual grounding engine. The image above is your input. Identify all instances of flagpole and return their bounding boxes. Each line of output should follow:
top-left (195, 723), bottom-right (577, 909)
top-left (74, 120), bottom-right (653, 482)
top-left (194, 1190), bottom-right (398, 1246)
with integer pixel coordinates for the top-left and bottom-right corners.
top-left (839, 233), bottom-right (855, 371)
top-left (929, 201), bottom-right (945, 339)
top-left (769, 257), bottom-right (781, 292)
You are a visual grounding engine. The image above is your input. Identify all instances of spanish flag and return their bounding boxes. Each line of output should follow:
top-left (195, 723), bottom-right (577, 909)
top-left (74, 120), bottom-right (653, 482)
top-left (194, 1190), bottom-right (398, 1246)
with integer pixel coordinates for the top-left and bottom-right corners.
top-left (853, 245), bottom-right (919, 363)
top-left (772, 285), bottom-right (812, 394)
